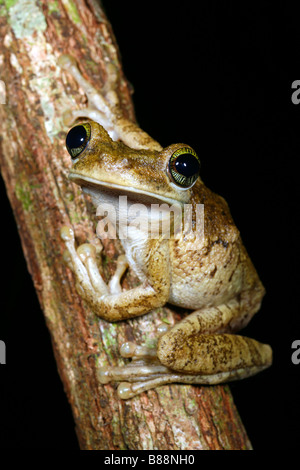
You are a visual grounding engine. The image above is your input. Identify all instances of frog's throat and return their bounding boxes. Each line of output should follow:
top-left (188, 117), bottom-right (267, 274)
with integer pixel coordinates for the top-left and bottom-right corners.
top-left (68, 172), bottom-right (186, 206)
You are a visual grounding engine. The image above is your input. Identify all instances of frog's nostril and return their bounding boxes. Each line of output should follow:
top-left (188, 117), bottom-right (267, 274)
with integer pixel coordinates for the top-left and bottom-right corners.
top-left (66, 122), bottom-right (91, 158)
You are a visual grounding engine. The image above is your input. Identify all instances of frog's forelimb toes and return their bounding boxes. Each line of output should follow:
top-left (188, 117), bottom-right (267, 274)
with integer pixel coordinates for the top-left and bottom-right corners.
top-left (108, 254), bottom-right (129, 294)
top-left (60, 225), bottom-right (108, 296)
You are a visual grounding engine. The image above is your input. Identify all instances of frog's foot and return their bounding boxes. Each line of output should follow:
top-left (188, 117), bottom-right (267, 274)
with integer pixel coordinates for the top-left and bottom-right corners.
top-left (58, 54), bottom-right (162, 151)
top-left (98, 333), bottom-right (271, 399)
top-left (98, 340), bottom-right (174, 399)
top-left (59, 54), bottom-right (119, 139)
top-left (61, 107), bottom-right (119, 140)
top-left (61, 226), bottom-right (128, 300)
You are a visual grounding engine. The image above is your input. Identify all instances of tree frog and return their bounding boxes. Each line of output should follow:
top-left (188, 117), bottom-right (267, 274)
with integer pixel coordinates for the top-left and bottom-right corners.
top-left (59, 55), bottom-right (272, 399)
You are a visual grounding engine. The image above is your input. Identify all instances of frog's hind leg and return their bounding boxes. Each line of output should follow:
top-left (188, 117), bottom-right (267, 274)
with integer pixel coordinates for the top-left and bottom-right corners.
top-left (156, 300), bottom-right (272, 377)
top-left (98, 301), bottom-right (272, 399)
top-left (98, 337), bottom-right (268, 400)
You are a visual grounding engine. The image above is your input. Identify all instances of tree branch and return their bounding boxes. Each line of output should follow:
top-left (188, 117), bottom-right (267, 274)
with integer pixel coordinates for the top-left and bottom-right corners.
top-left (0, 0), bottom-right (252, 450)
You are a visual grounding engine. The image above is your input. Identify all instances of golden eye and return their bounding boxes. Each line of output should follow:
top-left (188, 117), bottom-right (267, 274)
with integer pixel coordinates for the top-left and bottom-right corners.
top-left (66, 122), bottom-right (91, 159)
top-left (169, 147), bottom-right (200, 188)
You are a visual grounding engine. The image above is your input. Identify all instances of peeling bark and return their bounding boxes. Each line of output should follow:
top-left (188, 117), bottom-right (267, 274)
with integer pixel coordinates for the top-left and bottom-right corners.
top-left (0, 0), bottom-right (252, 450)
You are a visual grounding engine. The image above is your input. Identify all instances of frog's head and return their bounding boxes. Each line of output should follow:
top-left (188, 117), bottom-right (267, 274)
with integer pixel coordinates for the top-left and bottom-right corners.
top-left (65, 121), bottom-right (201, 206)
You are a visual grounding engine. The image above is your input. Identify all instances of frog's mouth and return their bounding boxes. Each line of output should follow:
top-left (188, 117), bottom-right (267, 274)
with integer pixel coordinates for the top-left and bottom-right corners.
top-left (69, 172), bottom-right (184, 207)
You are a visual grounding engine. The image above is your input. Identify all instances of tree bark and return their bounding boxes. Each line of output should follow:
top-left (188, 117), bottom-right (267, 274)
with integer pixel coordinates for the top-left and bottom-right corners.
top-left (0, 0), bottom-right (252, 450)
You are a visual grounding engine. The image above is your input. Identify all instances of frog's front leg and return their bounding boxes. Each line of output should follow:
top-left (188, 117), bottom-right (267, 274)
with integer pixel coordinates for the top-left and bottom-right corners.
top-left (58, 54), bottom-right (162, 151)
top-left (99, 300), bottom-right (272, 398)
top-left (61, 226), bottom-right (170, 321)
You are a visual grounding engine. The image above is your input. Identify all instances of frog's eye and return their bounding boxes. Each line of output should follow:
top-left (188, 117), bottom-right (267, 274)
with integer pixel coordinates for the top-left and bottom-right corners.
top-left (66, 123), bottom-right (91, 159)
top-left (168, 147), bottom-right (200, 188)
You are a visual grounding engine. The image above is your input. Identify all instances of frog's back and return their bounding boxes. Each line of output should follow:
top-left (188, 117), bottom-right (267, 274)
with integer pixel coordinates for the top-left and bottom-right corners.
top-left (168, 181), bottom-right (264, 316)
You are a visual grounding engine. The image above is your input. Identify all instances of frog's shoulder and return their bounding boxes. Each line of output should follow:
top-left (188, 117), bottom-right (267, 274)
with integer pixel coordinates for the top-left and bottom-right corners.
top-left (191, 180), bottom-right (240, 245)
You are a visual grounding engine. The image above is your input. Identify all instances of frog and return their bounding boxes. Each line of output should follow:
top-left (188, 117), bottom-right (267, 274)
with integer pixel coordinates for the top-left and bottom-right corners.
top-left (59, 54), bottom-right (272, 399)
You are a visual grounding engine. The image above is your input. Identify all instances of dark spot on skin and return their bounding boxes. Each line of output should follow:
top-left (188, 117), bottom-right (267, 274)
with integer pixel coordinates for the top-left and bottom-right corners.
top-left (212, 238), bottom-right (229, 249)
top-left (209, 266), bottom-right (217, 278)
top-left (203, 246), bottom-right (211, 256)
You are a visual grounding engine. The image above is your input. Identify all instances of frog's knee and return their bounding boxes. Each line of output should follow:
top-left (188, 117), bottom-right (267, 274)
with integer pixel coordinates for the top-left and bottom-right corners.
top-left (156, 331), bottom-right (182, 370)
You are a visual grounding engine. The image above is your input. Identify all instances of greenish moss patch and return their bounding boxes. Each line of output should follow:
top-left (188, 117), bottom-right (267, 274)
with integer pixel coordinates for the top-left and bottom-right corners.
top-left (48, 0), bottom-right (60, 15)
top-left (61, 0), bottom-right (81, 24)
top-left (15, 182), bottom-right (33, 211)
top-left (4, 0), bottom-right (18, 8)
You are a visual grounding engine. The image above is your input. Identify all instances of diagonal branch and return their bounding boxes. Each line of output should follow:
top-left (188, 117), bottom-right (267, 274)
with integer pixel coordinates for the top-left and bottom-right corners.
top-left (0, 0), bottom-right (251, 450)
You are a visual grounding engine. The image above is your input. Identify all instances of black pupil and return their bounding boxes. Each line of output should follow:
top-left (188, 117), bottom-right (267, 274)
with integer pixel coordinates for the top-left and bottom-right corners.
top-left (175, 153), bottom-right (200, 177)
top-left (66, 125), bottom-right (87, 150)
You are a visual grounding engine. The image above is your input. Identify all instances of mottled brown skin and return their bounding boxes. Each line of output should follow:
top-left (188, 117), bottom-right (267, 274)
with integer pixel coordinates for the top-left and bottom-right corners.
top-left (59, 56), bottom-right (272, 398)
top-left (69, 123), bottom-right (189, 205)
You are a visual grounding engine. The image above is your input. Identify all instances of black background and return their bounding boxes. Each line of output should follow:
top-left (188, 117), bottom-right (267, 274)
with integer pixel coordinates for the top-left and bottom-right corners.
top-left (1, 1), bottom-right (299, 450)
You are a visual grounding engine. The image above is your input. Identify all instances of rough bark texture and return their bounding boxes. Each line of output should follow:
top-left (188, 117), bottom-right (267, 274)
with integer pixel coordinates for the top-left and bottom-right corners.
top-left (0, 0), bottom-right (252, 450)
